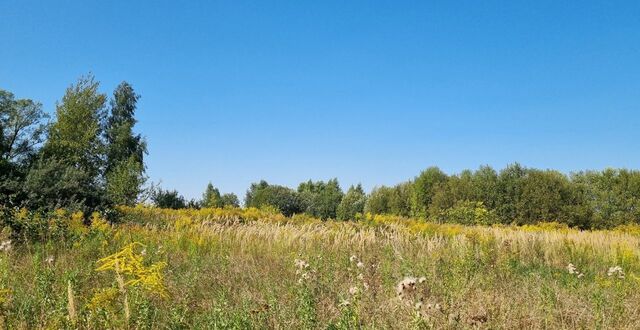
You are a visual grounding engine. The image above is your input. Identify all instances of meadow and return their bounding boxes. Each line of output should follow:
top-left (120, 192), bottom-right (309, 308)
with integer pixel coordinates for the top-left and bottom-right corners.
top-left (0, 206), bottom-right (638, 329)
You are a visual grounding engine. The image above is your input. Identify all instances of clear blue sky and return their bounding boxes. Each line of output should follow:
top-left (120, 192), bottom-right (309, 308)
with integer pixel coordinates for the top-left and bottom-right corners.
top-left (1, 1), bottom-right (639, 200)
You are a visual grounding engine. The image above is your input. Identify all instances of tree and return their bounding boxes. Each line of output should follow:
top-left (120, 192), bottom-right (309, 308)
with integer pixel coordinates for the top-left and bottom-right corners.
top-left (364, 186), bottom-right (393, 215)
top-left (38, 75), bottom-right (107, 211)
top-left (411, 167), bottom-right (448, 218)
top-left (245, 180), bottom-right (303, 216)
top-left (22, 158), bottom-right (96, 211)
top-left (572, 169), bottom-right (640, 228)
top-left (104, 82), bottom-right (147, 205)
top-left (0, 90), bottom-right (47, 164)
top-left (471, 165), bottom-right (500, 209)
top-left (495, 163), bottom-right (527, 224)
top-left (105, 157), bottom-right (145, 206)
top-left (221, 193), bottom-right (240, 208)
top-left (438, 201), bottom-right (497, 225)
top-left (152, 189), bottom-right (186, 209)
top-left (201, 182), bottom-right (223, 208)
top-left (336, 184), bottom-right (366, 220)
top-left (297, 179), bottom-right (344, 219)
top-left (43, 75), bottom-right (106, 179)
top-left (0, 90), bottom-right (47, 206)
top-left (388, 182), bottom-right (412, 217)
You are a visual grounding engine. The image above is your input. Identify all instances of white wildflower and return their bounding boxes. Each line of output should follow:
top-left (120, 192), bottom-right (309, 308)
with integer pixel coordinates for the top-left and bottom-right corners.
top-left (349, 255), bottom-right (358, 263)
top-left (396, 277), bottom-right (417, 300)
top-left (356, 261), bottom-right (364, 269)
top-left (349, 286), bottom-right (359, 295)
top-left (294, 258), bottom-right (309, 269)
top-left (0, 240), bottom-right (12, 252)
top-left (607, 266), bottom-right (625, 279)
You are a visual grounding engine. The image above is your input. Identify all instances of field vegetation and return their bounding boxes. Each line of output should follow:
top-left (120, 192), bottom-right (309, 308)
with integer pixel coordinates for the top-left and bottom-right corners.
top-left (0, 206), bottom-right (638, 328)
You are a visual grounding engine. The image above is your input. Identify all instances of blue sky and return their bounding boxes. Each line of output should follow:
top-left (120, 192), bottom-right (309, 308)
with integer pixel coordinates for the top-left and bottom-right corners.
top-left (1, 1), bottom-right (639, 200)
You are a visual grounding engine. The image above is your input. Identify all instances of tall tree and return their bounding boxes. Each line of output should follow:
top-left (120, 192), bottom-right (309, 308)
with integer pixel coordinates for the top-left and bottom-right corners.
top-left (245, 180), bottom-right (303, 216)
top-left (336, 184), bottom-right (367, 220)
top-left (495, 163), bottom-right (527, 224)
top-left (411, 167), bottom-right (448, 218)
top-left (0, 90), bottom-right (47, 164)
top-left (201, 182), bottom-right (223, 208)
top-left (0, 90), bottom-right (47, 206)
top-left (36, 75), bottom-right (107, 211)
top-left (220, 193), bottom-right (240, 208)
top-left (104, 82), bottom-right (147, 205)
top-left (152, 188), bottom-right (186, 209)
top-left (364, 186), bottom-right (393, 215)
top-left (297, 179), bottom-right (344, 219)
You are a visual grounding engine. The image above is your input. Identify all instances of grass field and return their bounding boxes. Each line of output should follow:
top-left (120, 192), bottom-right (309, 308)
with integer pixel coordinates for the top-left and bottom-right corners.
top-left (0, 206), bottom-right (639, 329)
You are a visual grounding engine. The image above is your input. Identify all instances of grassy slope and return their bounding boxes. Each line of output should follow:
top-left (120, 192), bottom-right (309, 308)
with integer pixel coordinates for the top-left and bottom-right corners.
top-left (0, 206), bottom-right (639, 329)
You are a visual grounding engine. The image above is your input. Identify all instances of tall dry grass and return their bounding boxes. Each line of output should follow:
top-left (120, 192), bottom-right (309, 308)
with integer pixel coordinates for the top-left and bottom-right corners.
top-left (0, 206), bottom-right (637, 328)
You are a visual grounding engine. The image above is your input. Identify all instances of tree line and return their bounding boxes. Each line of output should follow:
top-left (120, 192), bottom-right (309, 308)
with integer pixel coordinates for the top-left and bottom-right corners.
top-left (161, 165), bottom-right (640, 230)
top-left (2, 77), bottom-right (640, 229)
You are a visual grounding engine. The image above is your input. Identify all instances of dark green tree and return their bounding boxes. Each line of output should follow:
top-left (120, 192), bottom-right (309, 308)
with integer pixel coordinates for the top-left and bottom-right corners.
top-left (37, 75), bottom-right (107, 211)
top-left (297, 179), bottom-right (344, 219)
top-left (152, 189), bottom-right (186, 209)
top-left (221, 193), bottom-right (240, 208)
top-left (0, 90), bottom-right (47, 206)
top-left (495, 163), bottom-right (527, 224)
top-left (245, 180), bottom-right (303, 216)
top-left (104, 82), bottom-right (147, 205)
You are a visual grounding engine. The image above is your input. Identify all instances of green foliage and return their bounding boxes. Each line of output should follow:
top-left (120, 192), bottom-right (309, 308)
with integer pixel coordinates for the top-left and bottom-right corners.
top-left (411, 167), bottom-right (448, 218)
top-left (220, 193), bottom-right (240, 208)
top-left (1, 77), bottom-right (148, 213)
top-left (43, 75), bottom-right (106, 179)
top-left (106, 156), bottom-right (146, 206)
top-left (495, 163), bottom-right (527, 224)
top-left (3, 78), bottom-right (640, 230)
top-left (152, 189), bottom-right (187, 209)
top-left (201, 183), bottom-right (223, 208)
top-left (437, 201), bottom-right (497, 225)
top-left (104, 82), bottom-right (147, 205)
top-left (0, 90), bottom-right (48, 207)
top-left (0, 90), bottom-right (47, 165)
top-left (336, 184), bottom-right (366, 221)
top-left (297, 179), bottom-right (344, 219)
top-left (245, 181), bottom-right (303, 216)
top-left (37, 75), bottom-right (107, 212)
top-left (364, 186), bottom-right (392, 215)
top-left (364, 183), bottom-right (412, 216)
top-left (572, 169), bottom-right (640, 228)
top-left (23, 157), bottom-right (101, 212)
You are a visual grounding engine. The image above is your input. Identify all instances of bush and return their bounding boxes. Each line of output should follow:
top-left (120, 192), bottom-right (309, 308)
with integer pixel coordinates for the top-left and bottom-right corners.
top-left (437, 201), bottom-right (497, 226)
